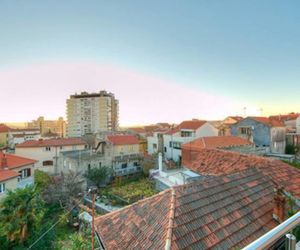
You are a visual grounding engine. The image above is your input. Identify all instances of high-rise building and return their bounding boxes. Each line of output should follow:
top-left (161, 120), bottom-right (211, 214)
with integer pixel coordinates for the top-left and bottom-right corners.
top-left (66, 91), bottom-right (119, 137)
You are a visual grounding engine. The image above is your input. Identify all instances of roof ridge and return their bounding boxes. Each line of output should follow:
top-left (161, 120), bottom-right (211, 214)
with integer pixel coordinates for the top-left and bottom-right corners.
top-left (165, 188), bottom-right (176, 250)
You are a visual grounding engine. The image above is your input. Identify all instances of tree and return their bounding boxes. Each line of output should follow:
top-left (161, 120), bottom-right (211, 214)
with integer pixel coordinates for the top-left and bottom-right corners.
top-left (84, 166), bottom-right (110, 188)
top-left (34, 169), bottom-right (51, 192)
top-left (0, 185), bottom-right (45, 245)
top-left (44, 171), bottom-right (84, 210)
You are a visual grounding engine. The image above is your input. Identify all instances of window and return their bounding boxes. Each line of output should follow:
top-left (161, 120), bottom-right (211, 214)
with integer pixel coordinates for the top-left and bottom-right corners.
top-left (45, 147), bottom-right (51, 151)
top-left (99, 162), bottom-right (102, 167)
top-left (0, 183), bottom-right (5, 193)
top-left (240, 127), bottom-right (252, 135)
top-left (60, 146), bottom-right (63, 150)
top-left (134, 162), bottom-right (139, 167)
top-left (169, 142), bottom-right (172, 147)
top-left (153, 144), bottom-right (157, 150)
top-left (19, 168), bottom-right (31, 179)
top-left (43, 160), bottom-right (53, 166)
top-left (172, 142), bottom-right (182, 149)
top-left (164, 147), bottom-right (167, 152)
top-left (121, 163), bottom-right (127, 169)
top-left (181, 131), bottom-right (193, 137)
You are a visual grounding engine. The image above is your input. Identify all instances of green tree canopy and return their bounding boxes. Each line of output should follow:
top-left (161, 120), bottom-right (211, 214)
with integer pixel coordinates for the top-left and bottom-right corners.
top-left (0, 185), bottom-right (45, 245)
top-left (84, 166), bottom-right (110, 188)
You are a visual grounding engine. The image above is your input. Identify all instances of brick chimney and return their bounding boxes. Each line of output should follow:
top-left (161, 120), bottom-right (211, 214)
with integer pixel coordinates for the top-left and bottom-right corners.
top-left (273, 186), bottom-right (286, 223)
top-left (0, 153), bottom-right (8, 170)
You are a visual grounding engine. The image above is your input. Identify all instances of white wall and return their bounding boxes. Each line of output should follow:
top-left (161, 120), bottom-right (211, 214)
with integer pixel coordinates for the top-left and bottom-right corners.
top-left (147, 136), bottom-right (159, 155)
top-left (15, 144), bottom-right (86, 174)
top-left (163, 122), bottom-right (218, 163)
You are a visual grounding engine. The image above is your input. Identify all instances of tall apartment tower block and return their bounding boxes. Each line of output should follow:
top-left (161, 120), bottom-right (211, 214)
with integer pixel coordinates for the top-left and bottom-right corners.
top-left (66, 91), bottom-right (119, 137)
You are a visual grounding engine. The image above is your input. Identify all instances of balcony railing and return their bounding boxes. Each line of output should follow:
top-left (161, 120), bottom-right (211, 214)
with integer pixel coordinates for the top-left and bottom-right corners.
top-left (243, 211), bottom-right (300, 250)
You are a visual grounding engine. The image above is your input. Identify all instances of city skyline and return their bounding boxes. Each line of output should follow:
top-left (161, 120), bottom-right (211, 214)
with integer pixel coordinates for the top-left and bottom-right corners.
top-left (1, 1), bottom-right (300, 125)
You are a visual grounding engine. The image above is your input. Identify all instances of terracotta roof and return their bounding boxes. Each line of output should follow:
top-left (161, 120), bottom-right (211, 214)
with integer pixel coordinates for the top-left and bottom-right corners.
top-left (95, 169), bottom-right (278, 249)
top-left (0, 124), bottom-right (11, 133)
top-left (107, 135), bottom-right (139, 145)
top-left (182, 148), bottom-right (300, 200)
top-left (0, 152), bottom-right (36, 169)
top-left (269, 113), bottom-right (300, 122)
top-left (248, 117), bottom-right (284, 127)
top-left (182, 136), bottom-right (252, 151)
top-left (0, 169), bottom-right (19, 182)
top-left (15, 138), bottom-right (86, 148)
top-left (165, 120), bottom-right (207, 135)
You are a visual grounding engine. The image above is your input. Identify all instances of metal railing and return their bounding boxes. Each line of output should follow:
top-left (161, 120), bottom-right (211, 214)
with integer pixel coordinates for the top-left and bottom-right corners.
top-left (243, 211), bottom-right (300, 250)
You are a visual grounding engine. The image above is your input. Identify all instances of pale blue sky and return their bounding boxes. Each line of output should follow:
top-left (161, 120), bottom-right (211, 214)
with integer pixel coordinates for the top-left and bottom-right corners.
top-left (0, 1), bottom-right (299, 124)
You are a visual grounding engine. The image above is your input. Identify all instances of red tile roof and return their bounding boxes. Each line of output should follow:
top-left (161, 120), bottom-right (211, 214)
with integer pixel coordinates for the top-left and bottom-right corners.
top-left (95, 168), bottom-right (278, 249)
top-left (182, 136), bottom-right (252, 151)
top-left (165, 120), bottom-right (207, 135)
top-left (248, 117), bottom-right (284, 127)
top-left (0, 169), bottom-right (19, 182)
top-left (15, 138), bottom-right (86, 148)
top-left (182, 148), bottom-right (300, 200)
top-left (107, 135), bottom-right (139, 145)
top-left (0, 152), bottom-right (36, 169)
top-left (269, 113), bottom-right (300, 122)
top-left (0, 124), bottom-right (11, 133)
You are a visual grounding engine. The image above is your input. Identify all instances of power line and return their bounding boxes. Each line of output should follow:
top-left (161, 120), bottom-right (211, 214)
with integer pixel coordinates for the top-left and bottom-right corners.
top-left (27, 204), bottom-right (76, 250)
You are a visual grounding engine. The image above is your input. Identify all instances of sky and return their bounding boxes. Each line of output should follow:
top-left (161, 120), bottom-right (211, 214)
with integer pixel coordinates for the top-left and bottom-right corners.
top-left (0, 0), bottom-right (300, 125)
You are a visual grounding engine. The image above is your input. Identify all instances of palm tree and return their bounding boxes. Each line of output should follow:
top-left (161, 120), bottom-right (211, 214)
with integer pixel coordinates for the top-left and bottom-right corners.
top-left (0, 185), bottom-right (44, 244)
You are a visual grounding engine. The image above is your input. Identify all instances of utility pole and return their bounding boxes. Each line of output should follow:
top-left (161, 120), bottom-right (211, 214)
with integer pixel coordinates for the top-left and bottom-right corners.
top-left (89, 186), bottom-right (97, 250)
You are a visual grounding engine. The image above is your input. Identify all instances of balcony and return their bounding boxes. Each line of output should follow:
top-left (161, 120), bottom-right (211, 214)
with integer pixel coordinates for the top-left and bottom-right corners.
top-left (113, 153), bottom-right (143, 162)
top-left (17, 176), bottom-right (34, 189)
top-left (243, 211), bottom-right (300, 250)
top-left (114, 166), bottom-right (142, 176)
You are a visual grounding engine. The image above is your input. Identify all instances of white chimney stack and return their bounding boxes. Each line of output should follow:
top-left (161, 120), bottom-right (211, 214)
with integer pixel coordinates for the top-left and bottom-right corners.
top-left (158, 152), bottom-right (163, 173)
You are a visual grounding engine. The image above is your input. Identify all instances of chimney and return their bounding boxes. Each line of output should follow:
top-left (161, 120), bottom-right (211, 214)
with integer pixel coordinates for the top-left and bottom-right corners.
top-left (273, 186), bottom-right (286, 223)
top-left (158, 152), bottom-right (163, 173)
top-left (1, 153), bottom-right (8, 170)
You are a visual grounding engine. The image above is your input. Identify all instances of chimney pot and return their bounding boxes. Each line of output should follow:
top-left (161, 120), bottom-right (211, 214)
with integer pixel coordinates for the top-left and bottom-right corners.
top-left (273, 186), bottom-right (286, 223)
top-left (1, 153), bottom-right (8, 170)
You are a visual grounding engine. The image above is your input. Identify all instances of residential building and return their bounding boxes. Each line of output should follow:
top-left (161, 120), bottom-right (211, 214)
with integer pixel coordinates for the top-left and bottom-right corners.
top-left (27, 116), bottom-right (66, 138)
top-left (0, 152), bottom-right (36, 199)
top-left (8, 128), bottom-right (41, 147)
top-left (95, 168), bottom-right (284, 249)
top-left (104, 135), bottom-right (143, 177)
top-left (15, 138), bottom-right (87, 174)
top-left (231, 116), bottom-right (286, 154)
top-left (0, 124), bottom-right (11, 147)
top-left (58, 149), bottom-right (110, 175)
top-left (162, 120), bottom-right (218, 164)
top-left (218, 116), bottom-right (243, 136)
top-left (66, 91), bottom-right (119, 137)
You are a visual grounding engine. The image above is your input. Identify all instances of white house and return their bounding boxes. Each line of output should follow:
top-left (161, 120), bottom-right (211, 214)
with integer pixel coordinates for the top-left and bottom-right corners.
top-left (8, 128), bottom-right (41, 147)
top-left (15, 138), bottom-right (87, 174)
top-left (163, 120), bottom-right (218, 164)
top-left (0, 152), bottom-right (37, 199)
